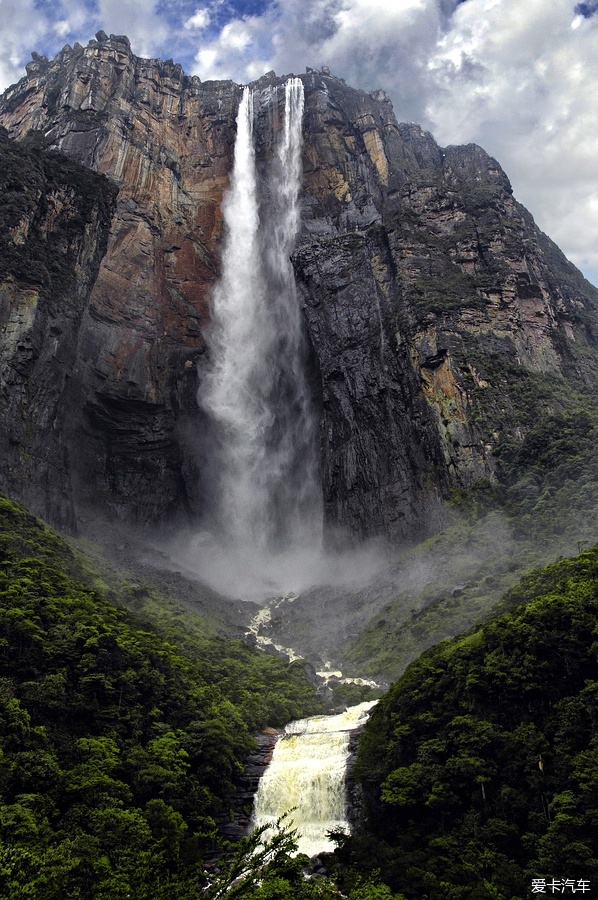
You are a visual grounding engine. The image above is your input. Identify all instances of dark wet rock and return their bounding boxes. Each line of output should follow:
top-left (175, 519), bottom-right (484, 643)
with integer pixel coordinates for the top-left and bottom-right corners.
top-left (219, 728), bottom-right (282, 841)
top-left (0, 138), bottom-right (117, 529)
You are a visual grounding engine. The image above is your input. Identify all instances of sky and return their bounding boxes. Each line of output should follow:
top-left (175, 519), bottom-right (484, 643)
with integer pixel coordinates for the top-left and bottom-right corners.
top-left (0, 0), bottom-right (597, 287)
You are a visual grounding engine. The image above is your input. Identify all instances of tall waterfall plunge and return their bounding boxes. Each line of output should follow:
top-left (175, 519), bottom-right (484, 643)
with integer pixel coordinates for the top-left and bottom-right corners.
top-left (191, 79), bottom-right (324, 599)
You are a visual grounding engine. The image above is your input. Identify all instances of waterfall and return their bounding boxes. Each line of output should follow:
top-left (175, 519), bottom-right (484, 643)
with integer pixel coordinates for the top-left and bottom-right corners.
top-left (199, 85), bottom-right (269, 546)
top-left (192, 77), bottom-right (323, 599)
top-left (253, 702), bottom-right (377, 857)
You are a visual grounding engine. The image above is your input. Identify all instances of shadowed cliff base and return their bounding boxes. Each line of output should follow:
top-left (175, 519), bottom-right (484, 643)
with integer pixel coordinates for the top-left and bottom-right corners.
top-left (250, 402), bottom-right (597, 681)
top-left (58, 390), bottom-right (596, 689)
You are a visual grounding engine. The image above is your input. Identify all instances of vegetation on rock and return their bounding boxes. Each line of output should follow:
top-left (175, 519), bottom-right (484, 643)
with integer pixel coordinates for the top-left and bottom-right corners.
top-left (342, 398), bottom-right (597, 682)
top-left (0, 137), bottom-right (117, 296)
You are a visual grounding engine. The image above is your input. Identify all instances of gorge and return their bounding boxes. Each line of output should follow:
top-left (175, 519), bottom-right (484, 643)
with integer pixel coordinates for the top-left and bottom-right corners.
top-left (0, 29), bottom-right (597, 900)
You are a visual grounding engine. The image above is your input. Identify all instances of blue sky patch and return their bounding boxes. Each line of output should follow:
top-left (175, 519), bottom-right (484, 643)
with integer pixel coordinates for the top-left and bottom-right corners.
top-left (574, 2), bottom-right (598, 17)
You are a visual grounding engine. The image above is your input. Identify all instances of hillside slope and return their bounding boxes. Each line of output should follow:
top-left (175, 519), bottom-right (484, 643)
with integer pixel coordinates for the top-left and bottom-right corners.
top-left (0, 492), bottom-right (320, 898)
top-left (341, 547), bottom-right (598, 899)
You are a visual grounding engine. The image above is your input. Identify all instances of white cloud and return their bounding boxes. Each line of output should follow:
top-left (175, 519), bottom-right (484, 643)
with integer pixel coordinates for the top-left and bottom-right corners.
top-left (189, 10), bottom-right (273, 82)
top-left (188, 0), bottom-right (441, 102)
top-left (0, 0), bottom-right (166, 86)
top-left (58, 0), bottom-right (95, 35)
top-left (97, 0), bottom-right (169, 57)
top-left (195, 47), bottom-right (219, 73)
top-left (220, 21), bottom-right (252, 50)
top-left (425, 0), bottom-right (598, 270)
top-left (54, 20), bottom-right (72, 38)
top-left (195, 0), bottom-right (597, 275)
top-left (0, 0), bottom-right (52, 90)
top-left (184, 8), bottom-right (211, 30)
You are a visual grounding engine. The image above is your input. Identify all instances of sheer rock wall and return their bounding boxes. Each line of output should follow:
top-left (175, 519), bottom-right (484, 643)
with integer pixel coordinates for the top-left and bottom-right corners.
top-left (1, 35), bottom-right (596, 539)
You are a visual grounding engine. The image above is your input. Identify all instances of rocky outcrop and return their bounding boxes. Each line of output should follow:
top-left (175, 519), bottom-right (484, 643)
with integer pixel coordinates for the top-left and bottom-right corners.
top-left (219, 728), bottom-right (282, 841)
top-left (1, 35), bottom-right (241, 527)
top-left (293, 75), bottom-right (598, 536)
top-left (0, 36), bottom-right (596, 539)
top-left (346, 726), bottom-right (368, 835)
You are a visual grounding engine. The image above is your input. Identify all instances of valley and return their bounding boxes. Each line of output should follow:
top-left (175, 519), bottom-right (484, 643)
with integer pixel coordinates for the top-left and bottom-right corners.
top-left (0, 30), bottom-right (596, 900)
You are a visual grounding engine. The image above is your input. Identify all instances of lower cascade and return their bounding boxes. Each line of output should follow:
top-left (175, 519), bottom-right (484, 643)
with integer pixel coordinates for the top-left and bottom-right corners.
top-left (252, 702), bottom-right (377, 857)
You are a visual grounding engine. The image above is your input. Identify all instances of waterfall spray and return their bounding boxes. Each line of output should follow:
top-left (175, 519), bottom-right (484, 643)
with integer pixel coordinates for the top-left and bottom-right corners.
top-left (199, 85), bottom-right (270, 547)
top-left (259, 78), bottom-right (322, 549)
top-left (193, 78), bottom-right (323, 597)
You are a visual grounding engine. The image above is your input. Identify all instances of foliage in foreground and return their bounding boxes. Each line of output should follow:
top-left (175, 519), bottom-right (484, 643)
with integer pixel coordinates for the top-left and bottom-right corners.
top-left (0, 492), bottom-right (321, 898)
top-left (201, 817), bottom-right (405, 899)
top-left (343, 547), bottom-right (598, 899)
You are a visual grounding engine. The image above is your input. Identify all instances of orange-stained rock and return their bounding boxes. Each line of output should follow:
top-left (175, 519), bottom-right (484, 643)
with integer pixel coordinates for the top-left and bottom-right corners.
top-left (0, 36), bottom-right (243, 525)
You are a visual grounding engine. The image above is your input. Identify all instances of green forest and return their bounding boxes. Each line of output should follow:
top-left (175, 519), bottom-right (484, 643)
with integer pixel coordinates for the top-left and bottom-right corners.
top-left (0, 492), bottom-right (322, 898)
top-left (1, 488), bottom-right (596, 898)
top-left (343, 547), bottom-right (598, 899)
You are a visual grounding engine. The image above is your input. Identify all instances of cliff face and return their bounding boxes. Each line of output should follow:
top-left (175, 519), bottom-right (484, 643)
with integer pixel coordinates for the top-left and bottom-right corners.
top-left (293, 76), bottom-right (598, 535)
top-left (0, 34), bottom-right (596, 539)
top-left (0, 34), bottom-right (242, 527)
top-left (0, 130), bottom-right (117, 529)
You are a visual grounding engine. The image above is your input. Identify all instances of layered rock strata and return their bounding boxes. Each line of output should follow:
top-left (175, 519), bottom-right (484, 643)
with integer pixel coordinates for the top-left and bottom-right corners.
top-left (293, 79), bottom-right (598, 534)
top-left (0, 34), bottom-right (596, 538)
top-left (0, 35), bottom-right (241, 527)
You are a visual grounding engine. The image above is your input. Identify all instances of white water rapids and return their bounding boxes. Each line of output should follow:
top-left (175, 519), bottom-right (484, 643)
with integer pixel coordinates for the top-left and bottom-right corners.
top-left (253, 702), bottom-right (377, 858)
